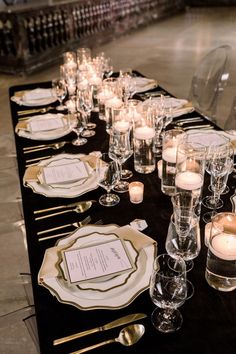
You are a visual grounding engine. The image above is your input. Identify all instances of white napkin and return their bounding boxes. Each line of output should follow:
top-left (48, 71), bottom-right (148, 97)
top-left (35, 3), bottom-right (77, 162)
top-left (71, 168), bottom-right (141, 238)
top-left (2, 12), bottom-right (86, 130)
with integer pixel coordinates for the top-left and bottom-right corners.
top-left (22, 88), bottom-right (54, 102)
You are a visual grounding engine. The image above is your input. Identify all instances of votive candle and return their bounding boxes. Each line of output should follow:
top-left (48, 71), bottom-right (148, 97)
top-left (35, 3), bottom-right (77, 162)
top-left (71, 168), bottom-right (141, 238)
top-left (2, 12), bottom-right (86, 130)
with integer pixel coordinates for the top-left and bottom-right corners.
top-left (129, 182), bottom-right (144, 204)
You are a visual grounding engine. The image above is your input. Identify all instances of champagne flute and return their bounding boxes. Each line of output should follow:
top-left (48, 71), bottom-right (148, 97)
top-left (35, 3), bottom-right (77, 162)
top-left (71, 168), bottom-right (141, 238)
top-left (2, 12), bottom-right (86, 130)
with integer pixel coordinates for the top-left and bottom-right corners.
top-left (96, 153), bottom-right (120, 207)
top-left (149, 254), bottom-right (187, 333)
top-left (76, 88), bottom-right (96, 137)
top-left (108, 129), bottom-right (133, 193)
top-left (52, 78), bottom-right (67, 111)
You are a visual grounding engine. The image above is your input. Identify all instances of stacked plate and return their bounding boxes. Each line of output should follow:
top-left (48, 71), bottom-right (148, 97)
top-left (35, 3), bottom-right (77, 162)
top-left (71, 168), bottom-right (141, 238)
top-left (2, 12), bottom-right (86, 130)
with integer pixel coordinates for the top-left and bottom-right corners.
top-left (38, 224), bottom-right (157, 310)
top-left (11, 88), bottom-right (57, 106)
top-left (15, 113), bottom-right (75, 140)
top-left (130, 77), bottom-right (157, 93)
top-left (24, 153), bottom-right (99, 198)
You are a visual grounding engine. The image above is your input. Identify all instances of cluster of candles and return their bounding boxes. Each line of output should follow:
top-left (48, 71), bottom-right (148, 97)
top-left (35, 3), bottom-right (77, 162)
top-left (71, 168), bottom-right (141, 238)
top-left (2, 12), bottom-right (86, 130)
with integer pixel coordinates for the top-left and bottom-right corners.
top-left (57, 48), bottom-right (156, 203)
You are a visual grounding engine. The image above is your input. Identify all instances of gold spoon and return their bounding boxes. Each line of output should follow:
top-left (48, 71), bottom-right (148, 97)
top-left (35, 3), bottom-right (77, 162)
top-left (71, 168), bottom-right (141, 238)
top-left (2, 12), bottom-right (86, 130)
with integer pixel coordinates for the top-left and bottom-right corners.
top-left (35, 201), bottom-right (96, 220)
top-left (23, 141), bottom-right (69, 154)
top-left (70, 324), bottom-right (145, 354)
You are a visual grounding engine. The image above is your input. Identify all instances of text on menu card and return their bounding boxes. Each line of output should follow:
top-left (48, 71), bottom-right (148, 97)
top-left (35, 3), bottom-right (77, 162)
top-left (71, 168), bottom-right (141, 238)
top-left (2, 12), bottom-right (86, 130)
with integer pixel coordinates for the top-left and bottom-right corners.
top-left (42, 161), bottom-right (89, 184)
top-left (62, 239), bottom-right (134, 284)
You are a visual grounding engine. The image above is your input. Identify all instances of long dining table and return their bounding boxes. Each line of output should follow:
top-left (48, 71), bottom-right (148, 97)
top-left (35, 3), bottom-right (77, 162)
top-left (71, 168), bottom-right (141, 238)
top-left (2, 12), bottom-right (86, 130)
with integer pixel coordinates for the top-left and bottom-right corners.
top-left (9, 77), bottom-right (236, 354)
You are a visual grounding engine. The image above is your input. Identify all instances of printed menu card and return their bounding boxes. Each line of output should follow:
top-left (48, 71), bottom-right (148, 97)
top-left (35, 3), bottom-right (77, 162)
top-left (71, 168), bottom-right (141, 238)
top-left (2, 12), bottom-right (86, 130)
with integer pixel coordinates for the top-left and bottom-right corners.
top-left (62, 239), bottom-right (134, 284)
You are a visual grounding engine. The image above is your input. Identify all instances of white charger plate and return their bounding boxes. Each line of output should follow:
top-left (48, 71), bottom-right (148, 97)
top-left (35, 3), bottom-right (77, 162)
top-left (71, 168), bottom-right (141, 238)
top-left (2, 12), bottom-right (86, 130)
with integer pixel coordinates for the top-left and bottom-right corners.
top-left (38, 224), bottom-right (156, 310)
top-left (11, 88), bottom-right (57, 106)
top-left (24, 154), bottom-right (98, 198)
top-left (16, 113), bottom-right (75, 141)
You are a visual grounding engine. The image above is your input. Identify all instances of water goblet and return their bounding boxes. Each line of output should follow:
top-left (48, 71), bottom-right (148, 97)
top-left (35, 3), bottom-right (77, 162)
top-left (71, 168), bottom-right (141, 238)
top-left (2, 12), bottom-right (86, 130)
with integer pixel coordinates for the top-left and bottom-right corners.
top-left (52, 78), bottom-right (67, 111)
top-left (166, 213), bottom-right (201, 272)
top-left (76, 88), bottom-right (96, 137)
top-left (202, 156), bottom-right (233, 223)
top-left (149, 254), bottom-right (187, 333)
top-left (108, 129), bottom-right (133, 193)
top-left (96, 153), bottom-right (120, 207)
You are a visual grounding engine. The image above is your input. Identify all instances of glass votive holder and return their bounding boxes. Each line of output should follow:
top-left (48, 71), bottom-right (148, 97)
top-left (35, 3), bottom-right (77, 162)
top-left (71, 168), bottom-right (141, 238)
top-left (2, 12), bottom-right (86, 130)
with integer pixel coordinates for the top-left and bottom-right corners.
top-left (129, 182), bottom-right (144, 204)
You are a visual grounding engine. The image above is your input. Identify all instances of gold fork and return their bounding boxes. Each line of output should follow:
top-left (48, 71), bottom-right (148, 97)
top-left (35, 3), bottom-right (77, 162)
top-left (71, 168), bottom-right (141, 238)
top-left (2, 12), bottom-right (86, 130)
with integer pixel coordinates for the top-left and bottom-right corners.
top-left (17, 106), bottom-right (55, 117)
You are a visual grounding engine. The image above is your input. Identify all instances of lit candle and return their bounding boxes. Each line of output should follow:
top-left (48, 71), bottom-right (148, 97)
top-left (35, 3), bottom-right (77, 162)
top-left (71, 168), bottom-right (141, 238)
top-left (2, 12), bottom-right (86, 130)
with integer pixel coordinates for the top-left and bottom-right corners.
top-left (113, 120), bottom-right (130, 132)
top-left (106, 97), bottom-right (123, 108)
top-left (134, 126), bottom-right (155, 140)
top-left (89, 76), bottom-right (102, 86)
top-left (210, 233), bottom-right (236, 261)
top-left (175, 171), bottom-right (203, 190)
top-left (97, 90), bottom-right (114, 102)
top-left (162, 147), bottom-right (177, 163)
top-left (129, 182), bottom-right (144, 204)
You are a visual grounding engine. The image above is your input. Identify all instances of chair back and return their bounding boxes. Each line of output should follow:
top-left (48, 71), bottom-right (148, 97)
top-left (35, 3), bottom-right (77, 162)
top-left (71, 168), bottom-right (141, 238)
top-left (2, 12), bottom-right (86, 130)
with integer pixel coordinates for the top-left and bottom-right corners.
top-left (224, 96), bottom-right (236, 130)
top-left (189, 45), bottom-right (231, 121)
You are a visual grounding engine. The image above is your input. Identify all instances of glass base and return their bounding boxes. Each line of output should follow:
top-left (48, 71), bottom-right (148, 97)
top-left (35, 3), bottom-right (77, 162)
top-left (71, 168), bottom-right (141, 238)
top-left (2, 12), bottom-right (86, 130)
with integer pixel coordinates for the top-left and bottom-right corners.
top-left (56, 105), bottom-right (66, 111)
top-left (202, 210), bottom-right (217, 223)
top-left (81, 130), bottom-right (96, 138)
top-left (208, 185), bottom-right (229, 195)
top-left (121, 169), bottom-right (133, 180)
top-left (87, 123), bottom-right (97, 129)
top-left (151, 308), bottom-right (183, 333)
top-left (113, 181), bottom-right (129, 193)
top-left (99, 193), bottom-right (120, 207)
top-left (202, 196), bottom-right (223, 209)
top-left (72, 137), bottom-right (87, 146)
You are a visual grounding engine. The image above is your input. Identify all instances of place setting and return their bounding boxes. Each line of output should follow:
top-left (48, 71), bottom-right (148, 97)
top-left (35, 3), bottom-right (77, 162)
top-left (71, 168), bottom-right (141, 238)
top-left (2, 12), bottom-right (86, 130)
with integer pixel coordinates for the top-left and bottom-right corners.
top-left (38, 223), bottom-right (157, 310)
top-left (23, 152), bottom-right (100, 198)
top-left (15, 112), bottom-right (76, 141)
top-left (11, 87), bottom-right (57, 107)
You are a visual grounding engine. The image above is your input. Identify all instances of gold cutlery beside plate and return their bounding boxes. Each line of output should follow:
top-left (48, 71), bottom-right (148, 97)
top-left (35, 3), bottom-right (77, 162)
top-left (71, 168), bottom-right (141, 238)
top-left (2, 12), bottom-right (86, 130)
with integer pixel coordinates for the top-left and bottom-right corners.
top-left (69, 324), bottom-right (145, 354)
top-left (37, 215), bottom-right (92, 235)
top-left (34, 200), bottom-right (96, 215)
top-left (53, 313), bottom-right (147, 345)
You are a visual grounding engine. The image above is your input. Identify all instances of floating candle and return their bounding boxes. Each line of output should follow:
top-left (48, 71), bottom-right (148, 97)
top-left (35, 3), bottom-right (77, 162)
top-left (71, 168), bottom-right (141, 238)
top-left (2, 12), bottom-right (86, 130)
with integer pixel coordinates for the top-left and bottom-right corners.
top-left (134, 126), bottom-right (155, 140)
top-left (162, 147), bottom-right (177, 163)
top-left (113, 120), bottom-right (130, 133)
top-left (175, 171), bottom-right (203, 190)
top-left (211, 233), bottom-right (236, 261)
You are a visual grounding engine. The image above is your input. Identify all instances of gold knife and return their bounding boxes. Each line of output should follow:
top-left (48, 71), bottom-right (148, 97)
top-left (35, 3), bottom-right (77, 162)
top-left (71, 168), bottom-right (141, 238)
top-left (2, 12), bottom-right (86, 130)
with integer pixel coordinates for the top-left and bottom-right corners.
top-left (53, 313), bottom-right (147, 346)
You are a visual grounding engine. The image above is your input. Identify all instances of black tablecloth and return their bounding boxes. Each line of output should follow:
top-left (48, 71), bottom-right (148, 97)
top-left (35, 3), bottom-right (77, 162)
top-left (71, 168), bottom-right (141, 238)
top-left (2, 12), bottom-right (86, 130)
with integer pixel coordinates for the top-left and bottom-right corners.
top-left (9, 81), bottom-right (236, 354)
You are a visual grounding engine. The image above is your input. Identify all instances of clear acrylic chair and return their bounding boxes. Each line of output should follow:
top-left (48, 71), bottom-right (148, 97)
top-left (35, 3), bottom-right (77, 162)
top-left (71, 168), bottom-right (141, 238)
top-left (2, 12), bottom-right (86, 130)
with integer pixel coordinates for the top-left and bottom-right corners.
top-left (224, 95), bottom-right (236, 130)
top-left (189, 45), bottom-right (231, 122)
top-left (0, 306), bottom-right (39, 354)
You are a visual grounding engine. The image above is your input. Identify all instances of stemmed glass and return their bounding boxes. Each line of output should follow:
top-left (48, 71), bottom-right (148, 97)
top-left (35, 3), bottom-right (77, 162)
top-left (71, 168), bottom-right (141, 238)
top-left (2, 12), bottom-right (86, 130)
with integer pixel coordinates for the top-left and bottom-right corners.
top-left (167, 191), bottom-right (201, 271)
top-left (76, 88), bottom-right (96, 137)
top-left (108, 128), bottom-right (133, 193)
top-left (96, 153), bottom-right (120, 207)
top-left (66, 96), bottom-right (87, 146)
top-left (202, 155), bottom-right (233, 223)
top-left (52, 78), bottom-right (67, 111)
top-left (149, 254), bottom-right (187, 333)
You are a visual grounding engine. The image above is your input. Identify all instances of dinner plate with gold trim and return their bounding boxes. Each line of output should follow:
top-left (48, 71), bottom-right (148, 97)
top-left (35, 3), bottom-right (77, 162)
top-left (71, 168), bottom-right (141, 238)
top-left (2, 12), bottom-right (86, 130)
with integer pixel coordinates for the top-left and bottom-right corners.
top-left (38, 224), bottom-right (157, 310)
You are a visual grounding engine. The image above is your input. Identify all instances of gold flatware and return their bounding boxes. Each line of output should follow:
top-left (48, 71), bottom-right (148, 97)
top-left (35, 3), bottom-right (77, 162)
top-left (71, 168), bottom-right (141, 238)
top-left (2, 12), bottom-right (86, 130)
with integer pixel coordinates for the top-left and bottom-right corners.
top-left (34, 200), bottom-right (96, 220)
top-left (17, 106), bottom-right (55, 116)
top-left (53, 313), bottom-right (147, 346)
top-left (69, 324), bottom-right (145, 354)
top-left (37, 215), bottom-right (91, 235)
top-left (25, 155), bottom-right (52, 164)
top-left (38, 219), bottom-right (103, 242)
top-left (23, 141), bottom-right (69, 151)
top-left (23, 141), bottom-right (68, 154)
top-left (174, 117), bottom-right (204, 126)
top-left (182, 124), bottom-right (214, 131)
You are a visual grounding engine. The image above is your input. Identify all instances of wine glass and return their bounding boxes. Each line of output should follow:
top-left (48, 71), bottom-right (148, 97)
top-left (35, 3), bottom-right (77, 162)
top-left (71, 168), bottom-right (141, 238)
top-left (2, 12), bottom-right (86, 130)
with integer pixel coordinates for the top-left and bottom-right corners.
top-left (202, 156), bottom-right (233, 223)
top-left (96, 153), bottom-right (120, 207)
top-left (108, 129), bottom-right (133, 193)
top-left (76, 88), bottom-right (96, 137)
top-left (149, 254), bottom-right (187, 333)
top-left (52, 78), bottom-right (67, 111)
top-left (166, 213), bottom-right (201, 272)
